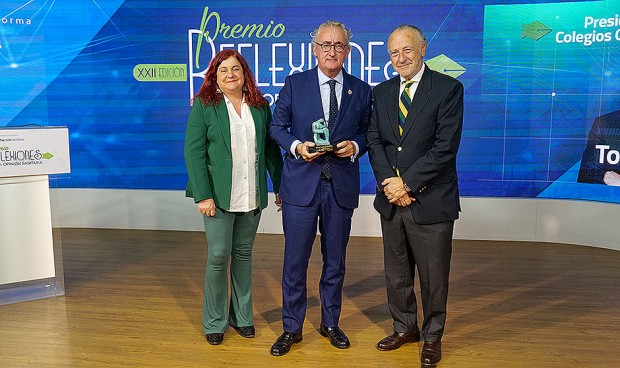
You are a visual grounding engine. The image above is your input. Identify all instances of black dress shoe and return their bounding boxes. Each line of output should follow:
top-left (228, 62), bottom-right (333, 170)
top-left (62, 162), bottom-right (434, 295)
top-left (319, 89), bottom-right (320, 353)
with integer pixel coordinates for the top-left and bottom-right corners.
top-left (270, 331), bottom-right (303, 356)
top-left (205, 333), bottom-right (224, 345)
top-left (319, 324), bottom-right (350, 349)
top-left (229, 324), bottom-right (255, 338)
top-left (421, 341), bottom-right (442, 365)
top-left (376, 328), bottom-right (420, 351)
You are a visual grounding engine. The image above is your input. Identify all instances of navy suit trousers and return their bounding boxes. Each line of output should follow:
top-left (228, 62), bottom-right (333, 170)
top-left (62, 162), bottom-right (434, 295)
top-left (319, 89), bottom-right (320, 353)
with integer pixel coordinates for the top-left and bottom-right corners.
top-left (281, 179), bottom-right (353, 333)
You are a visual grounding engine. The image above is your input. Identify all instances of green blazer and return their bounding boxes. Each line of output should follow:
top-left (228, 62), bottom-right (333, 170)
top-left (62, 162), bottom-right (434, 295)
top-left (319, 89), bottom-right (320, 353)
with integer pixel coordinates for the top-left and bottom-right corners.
top-left (184, 97), bottom-right (283, 210)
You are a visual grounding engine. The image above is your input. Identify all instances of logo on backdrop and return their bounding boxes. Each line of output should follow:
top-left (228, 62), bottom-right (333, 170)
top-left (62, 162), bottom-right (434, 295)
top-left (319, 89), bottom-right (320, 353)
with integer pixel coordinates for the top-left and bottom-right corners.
top-left (186, 6), bottom-right (414, 104)
top-left (522, 14), bottom-right (620, 46)
top-left (187, 6), bottom-right (465, 104)
top-left (132, 5), bottom-right (466, 106)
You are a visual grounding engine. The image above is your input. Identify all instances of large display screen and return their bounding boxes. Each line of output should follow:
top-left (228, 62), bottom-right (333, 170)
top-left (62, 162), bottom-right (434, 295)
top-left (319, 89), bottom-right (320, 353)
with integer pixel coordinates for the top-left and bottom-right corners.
top-left (2, 0), bottom-right (620, 204)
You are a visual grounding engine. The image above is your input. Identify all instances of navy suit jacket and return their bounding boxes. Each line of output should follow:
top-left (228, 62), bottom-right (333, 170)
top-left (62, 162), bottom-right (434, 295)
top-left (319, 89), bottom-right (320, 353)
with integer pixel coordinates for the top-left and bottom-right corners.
top-left (367, 65), bottom-right (464, 224)
top-left (269, 67), bottom-right (372, 209)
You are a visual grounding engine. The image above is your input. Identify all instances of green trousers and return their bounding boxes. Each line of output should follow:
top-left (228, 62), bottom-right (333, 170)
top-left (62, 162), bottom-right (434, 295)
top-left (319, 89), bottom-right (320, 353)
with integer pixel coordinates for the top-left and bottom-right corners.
top-left (202, 208), bottom-right (261, 334)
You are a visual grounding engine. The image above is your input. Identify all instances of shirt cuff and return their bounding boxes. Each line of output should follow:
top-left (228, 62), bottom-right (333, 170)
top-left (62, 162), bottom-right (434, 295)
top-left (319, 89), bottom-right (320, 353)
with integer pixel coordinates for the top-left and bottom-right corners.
top-left (290, 140), bottom-right (302, 159)
top-left (350, 141), bottom-right (360, 162)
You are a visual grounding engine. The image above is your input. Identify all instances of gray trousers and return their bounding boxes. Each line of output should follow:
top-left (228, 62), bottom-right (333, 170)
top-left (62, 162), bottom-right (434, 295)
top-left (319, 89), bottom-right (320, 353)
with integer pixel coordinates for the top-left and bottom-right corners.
top-left (380, 206), bottom-right (453, 342)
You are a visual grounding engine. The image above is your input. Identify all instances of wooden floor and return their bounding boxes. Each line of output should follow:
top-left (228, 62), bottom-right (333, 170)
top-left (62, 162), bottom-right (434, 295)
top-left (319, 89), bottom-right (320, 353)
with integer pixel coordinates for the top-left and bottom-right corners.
top-left (1, 229), bottom-right (619, 367)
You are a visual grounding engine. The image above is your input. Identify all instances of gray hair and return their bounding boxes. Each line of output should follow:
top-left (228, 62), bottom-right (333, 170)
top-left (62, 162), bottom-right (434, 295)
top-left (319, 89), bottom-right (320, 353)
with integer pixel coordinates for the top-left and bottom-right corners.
top-left (310, 20), bottom-right (352, 44)
top-left (390, 24), bottom-right (426, 43)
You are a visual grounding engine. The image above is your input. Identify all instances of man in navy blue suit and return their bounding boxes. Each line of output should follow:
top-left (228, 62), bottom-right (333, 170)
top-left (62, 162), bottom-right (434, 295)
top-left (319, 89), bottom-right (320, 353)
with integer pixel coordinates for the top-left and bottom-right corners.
top-left (268, 20), bottom-right (372, 356)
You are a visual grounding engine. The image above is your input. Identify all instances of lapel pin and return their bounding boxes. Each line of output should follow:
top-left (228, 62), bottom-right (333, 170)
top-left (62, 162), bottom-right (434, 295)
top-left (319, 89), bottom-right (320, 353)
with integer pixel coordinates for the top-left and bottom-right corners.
top-left (348, 89), bottom-right (352, 95)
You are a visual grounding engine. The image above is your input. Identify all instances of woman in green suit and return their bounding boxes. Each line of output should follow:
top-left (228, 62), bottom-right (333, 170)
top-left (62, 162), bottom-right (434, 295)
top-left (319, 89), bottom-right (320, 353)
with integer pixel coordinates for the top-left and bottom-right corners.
top-left (184, 50), bottom-right (283, 346)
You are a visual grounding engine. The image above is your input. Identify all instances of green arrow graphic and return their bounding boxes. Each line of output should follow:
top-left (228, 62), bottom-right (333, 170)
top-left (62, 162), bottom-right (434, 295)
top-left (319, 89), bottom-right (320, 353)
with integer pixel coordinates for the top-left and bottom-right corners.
top-left (426, 54), bottom-right (466, 79)
top-left (521, 21), bottom-right (552, 41)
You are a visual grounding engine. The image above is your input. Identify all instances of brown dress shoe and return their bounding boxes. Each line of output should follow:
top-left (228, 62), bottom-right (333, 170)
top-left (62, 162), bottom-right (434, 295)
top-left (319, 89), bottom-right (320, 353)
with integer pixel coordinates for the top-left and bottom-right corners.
top-left (421, 341), bottom-right (442, 365)
top-left (376, 329), bottom-right (420, 351)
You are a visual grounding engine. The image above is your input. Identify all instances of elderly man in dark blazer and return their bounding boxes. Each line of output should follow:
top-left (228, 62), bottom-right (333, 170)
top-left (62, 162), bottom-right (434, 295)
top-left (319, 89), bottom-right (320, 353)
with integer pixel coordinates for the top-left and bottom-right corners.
top-left (367, 25), bottom-right (464, 365)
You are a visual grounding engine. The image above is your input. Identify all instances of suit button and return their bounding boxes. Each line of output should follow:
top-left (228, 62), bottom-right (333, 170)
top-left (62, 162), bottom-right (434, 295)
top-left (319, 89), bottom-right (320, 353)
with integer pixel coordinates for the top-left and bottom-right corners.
top-left (397, 147), bottom-right (402, 151)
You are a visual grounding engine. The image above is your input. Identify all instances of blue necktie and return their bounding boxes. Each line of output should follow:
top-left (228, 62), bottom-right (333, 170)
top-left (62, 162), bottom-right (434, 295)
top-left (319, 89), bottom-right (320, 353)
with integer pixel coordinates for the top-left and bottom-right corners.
top-left (322, 80), bottom-right (338, 179)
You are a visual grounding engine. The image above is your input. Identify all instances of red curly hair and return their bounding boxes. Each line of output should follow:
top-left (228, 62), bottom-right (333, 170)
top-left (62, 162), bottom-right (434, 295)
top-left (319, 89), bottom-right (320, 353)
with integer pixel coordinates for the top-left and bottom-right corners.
top-left (194, 50), bottom-right (268, 108)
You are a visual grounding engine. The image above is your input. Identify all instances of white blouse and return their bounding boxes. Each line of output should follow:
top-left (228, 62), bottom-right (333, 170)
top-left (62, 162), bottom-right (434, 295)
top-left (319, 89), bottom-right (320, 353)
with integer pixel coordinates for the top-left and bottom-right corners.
top-left (223, 95), bottom-right (257, 212)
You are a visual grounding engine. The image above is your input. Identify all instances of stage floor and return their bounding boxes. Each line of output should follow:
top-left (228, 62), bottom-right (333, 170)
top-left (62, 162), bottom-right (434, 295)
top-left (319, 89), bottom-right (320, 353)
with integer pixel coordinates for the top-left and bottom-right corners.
top-left (1, 229), bottom-right (619, 367)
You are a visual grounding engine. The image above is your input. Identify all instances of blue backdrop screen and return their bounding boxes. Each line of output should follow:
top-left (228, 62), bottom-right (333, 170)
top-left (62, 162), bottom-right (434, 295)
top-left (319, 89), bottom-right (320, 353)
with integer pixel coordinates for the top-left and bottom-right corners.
top-left (2, 0), bottom-right (620, 204)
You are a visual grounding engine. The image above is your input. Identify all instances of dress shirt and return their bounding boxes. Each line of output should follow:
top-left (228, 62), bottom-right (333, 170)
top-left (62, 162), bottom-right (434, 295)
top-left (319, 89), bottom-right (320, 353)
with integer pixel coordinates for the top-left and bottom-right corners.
top-left (317, 69), bottom-right (344, 126)
top-left (399, 63), bottom-right (425, 101)
top-left (224, 95), bottom-right (258, 212)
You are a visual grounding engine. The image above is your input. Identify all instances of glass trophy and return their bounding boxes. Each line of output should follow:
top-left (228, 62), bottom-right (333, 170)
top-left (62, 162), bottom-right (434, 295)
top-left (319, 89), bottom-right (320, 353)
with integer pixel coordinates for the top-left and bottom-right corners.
top-left (309, 118), bottom-right (336, 153)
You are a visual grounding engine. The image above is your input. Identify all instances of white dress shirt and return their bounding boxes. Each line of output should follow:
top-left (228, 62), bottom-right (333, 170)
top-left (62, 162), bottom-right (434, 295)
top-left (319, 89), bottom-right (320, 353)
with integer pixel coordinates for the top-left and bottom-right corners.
top-left (317, 69), bottom-right (344, 126)
top-left (224, 95), bottom-right (257, 212)
top-left (399, 63), bottom-right (425, 101)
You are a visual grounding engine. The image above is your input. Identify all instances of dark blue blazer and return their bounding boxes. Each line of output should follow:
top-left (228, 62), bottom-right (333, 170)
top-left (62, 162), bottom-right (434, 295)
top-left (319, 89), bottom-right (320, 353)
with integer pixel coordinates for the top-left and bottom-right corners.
top-left (269, 67), bottom-right (372, 209)
top-left (367, 65), bottom-right (464, 224)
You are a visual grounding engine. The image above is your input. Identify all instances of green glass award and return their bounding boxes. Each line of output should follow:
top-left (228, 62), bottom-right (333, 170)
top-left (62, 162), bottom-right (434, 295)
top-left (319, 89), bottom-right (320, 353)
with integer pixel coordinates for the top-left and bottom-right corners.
top-left (310, 118), bottom-right (335, 153)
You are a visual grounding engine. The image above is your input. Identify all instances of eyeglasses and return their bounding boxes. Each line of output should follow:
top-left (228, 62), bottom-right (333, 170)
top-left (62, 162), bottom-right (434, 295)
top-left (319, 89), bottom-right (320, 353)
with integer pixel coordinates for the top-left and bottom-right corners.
top-left (315, 42), bottom-right (349, 53)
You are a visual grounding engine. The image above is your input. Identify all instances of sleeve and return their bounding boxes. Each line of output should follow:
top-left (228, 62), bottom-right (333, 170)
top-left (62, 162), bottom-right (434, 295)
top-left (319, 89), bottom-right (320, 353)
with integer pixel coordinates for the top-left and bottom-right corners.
top-left (269, 76), bottom-right (298, 151)
top-left (184, 100), bottom-right (213, 202)
top-left (263, 107), bottom-right (284, 192)
top-left (351, 83), bottom-right (372, 158)
top-left (367, 88), bottom-right (397, 185)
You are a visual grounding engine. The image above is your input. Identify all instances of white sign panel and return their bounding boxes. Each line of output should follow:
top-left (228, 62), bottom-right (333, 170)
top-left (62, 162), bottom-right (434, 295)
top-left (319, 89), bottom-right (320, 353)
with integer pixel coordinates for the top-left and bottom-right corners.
top-left (0, 176), bottom-right (56, 286)
top-left (0, 127), bottom-right (71, 178)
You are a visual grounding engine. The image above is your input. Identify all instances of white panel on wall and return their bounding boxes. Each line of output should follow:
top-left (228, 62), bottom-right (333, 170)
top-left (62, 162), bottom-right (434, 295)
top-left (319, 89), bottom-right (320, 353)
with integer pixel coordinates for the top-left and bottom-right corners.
top-left (51, 189), bottom-right (620, 252)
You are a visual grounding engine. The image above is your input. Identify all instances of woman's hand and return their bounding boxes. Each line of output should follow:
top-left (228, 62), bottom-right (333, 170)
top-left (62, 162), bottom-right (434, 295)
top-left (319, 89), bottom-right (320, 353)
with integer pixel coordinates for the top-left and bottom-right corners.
top-left (275, 193), bottom-right (282, 212)
top-left (198, 198), bottom-right (216, 217)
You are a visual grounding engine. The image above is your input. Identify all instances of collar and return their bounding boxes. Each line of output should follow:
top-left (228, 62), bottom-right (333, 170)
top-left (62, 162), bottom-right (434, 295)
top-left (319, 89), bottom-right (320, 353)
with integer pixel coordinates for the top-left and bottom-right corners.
top-left (400, 63), bottom-right (425, 85)
top-left (318, 68), bottom-right (344, 86)
top-left (222, 93), bottom-right (246, 105)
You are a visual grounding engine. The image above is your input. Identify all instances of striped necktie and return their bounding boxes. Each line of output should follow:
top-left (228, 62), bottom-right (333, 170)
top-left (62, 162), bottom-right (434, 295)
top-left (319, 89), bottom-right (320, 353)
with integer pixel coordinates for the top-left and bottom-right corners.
top-left (398, 81), bottom-right (413, 135)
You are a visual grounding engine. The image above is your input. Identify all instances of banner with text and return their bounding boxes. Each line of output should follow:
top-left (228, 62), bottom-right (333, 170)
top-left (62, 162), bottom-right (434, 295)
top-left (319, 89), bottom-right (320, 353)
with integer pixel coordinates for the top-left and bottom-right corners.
top-left (1, 0), bottom-right (619, 203)
top-left (0, 127), bottom-right (70, 178)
